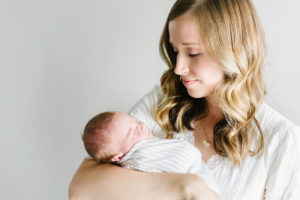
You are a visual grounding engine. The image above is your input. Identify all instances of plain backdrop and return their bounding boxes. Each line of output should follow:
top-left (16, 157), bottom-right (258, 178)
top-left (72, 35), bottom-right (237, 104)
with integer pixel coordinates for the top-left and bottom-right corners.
top-left (1, 0), bottom-right (299, 199)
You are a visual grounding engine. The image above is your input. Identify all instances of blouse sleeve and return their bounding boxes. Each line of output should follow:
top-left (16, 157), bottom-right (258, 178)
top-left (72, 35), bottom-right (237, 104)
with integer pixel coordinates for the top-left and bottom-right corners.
top-left (264, 125), bottom-right (300, 199)
top-left (128, 85), bottom-right (166, 139)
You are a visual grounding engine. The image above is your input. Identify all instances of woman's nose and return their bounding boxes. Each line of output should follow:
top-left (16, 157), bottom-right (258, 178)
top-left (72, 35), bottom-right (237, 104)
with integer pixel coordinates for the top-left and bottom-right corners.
top-left (174, 55), bottom-right (188, 75)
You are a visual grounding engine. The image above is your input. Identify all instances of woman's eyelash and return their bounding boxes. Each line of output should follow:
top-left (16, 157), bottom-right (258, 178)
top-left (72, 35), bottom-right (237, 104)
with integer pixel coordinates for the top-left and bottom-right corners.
top-left (173, 51), bottom-right (200, 58)
top-left (189, 54), bottom-right (200, 58)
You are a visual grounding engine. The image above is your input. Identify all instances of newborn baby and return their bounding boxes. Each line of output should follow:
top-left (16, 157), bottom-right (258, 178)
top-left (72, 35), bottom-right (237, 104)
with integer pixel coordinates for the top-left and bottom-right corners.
top-left (82, 111), bottom-right (219, 194)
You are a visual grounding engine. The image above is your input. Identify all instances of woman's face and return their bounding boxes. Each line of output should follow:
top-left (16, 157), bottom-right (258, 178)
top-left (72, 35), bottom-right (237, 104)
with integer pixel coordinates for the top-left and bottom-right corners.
top-left (168, 13), bottom-right (225, 99)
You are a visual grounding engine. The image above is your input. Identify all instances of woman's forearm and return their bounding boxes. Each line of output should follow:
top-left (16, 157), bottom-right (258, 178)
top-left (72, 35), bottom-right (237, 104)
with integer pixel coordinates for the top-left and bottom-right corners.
top-left (68, 158), bottom-right (220, 200)
top-left (69, 158), bottom-right (184, 200)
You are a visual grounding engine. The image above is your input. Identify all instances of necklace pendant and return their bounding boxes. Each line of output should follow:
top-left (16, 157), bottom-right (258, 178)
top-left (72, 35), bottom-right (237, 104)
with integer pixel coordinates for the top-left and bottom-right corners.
top-left (203, 140), bottom-right (210, 147)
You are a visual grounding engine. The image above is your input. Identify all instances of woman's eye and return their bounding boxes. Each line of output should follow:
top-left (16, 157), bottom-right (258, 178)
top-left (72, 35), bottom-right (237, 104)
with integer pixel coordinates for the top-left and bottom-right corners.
top-left (189, 53), bottom-right (200, 58)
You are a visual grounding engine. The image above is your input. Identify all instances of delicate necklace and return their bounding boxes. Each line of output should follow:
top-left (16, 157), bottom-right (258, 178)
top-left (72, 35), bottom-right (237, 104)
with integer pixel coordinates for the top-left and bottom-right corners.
top-left (203, 139), bottom-right (211, 148)
top-left (195, 121), bottom-right (211, 148)
top-left (202, 131), bottom-right (211, 148)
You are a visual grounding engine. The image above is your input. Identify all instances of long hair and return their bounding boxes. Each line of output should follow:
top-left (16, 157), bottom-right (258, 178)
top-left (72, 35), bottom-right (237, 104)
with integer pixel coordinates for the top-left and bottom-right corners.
top-left (156, 0), bottom-right (266, 166)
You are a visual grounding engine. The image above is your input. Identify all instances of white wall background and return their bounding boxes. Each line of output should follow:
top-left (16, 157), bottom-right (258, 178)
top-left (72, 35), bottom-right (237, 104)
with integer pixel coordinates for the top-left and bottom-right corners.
top-left (1, 0), bottom-right (299, 199)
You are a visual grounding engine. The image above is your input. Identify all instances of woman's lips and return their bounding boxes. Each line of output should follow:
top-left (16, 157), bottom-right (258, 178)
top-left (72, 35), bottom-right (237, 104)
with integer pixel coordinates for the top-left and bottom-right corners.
top-left (182, 80), bottom-right (197, 87)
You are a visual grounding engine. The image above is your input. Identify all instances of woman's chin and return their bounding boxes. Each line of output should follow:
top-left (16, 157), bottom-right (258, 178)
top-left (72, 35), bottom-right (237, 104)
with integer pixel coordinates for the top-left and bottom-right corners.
top-left (186, 89), bottom-right (204, 99)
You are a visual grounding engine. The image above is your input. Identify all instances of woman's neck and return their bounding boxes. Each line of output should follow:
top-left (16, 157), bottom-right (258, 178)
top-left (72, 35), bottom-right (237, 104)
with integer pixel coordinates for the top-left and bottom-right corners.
top-left (204, 96), bottom-right (223, 123)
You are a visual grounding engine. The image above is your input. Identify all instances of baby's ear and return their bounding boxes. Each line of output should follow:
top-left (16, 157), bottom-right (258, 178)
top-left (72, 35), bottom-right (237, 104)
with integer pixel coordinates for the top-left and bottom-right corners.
top-left (111, 153), bottom-right (125, 162)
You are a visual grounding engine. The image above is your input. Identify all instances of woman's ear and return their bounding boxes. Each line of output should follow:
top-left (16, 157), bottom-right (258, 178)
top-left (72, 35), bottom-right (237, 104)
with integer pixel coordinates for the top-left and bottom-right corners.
top-left (111, 153), bottom-right (125, 162)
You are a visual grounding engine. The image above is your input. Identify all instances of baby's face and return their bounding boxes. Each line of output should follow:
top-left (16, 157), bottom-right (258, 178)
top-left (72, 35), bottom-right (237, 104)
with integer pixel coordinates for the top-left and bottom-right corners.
top-left (108, 112), bottom-right (153, 154)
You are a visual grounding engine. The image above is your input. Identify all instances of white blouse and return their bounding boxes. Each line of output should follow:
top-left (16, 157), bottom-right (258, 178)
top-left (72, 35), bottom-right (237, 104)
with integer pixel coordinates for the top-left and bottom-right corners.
top-left (128, 85), bottom-right (300, 200)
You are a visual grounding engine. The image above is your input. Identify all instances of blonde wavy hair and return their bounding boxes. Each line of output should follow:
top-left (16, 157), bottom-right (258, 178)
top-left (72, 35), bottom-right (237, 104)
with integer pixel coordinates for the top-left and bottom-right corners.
top-left (155, 0), bottom-right (266, 166)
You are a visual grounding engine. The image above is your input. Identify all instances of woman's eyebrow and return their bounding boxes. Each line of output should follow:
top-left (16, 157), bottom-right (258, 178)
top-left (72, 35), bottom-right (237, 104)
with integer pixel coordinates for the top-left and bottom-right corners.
top-left (169, 41), bottom-right (201, 46)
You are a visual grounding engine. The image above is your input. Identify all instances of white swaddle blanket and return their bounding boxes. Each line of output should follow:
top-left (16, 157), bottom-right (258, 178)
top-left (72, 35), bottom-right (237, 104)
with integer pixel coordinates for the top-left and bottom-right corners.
top-left (118, 137), bottom-right (220, 194)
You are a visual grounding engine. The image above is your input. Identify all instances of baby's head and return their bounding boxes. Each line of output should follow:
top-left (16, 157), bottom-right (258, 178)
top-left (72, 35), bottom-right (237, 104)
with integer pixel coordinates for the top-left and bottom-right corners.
top-left (82, 111), bottom-right (153, 163)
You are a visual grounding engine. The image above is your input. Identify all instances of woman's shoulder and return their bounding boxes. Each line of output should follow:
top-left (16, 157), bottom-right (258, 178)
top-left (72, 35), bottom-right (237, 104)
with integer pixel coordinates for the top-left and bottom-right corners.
top-left (256, 102), bottom-right (300, 153)
top-left (255, 104), bottom-right (300, 198)
top-left (257, 103), bottom-right (298, 133)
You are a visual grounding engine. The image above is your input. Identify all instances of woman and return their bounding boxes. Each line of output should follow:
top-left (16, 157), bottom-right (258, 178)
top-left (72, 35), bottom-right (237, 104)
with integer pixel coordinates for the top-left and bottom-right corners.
top-left (69, 0), bottom-right (300, 199)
